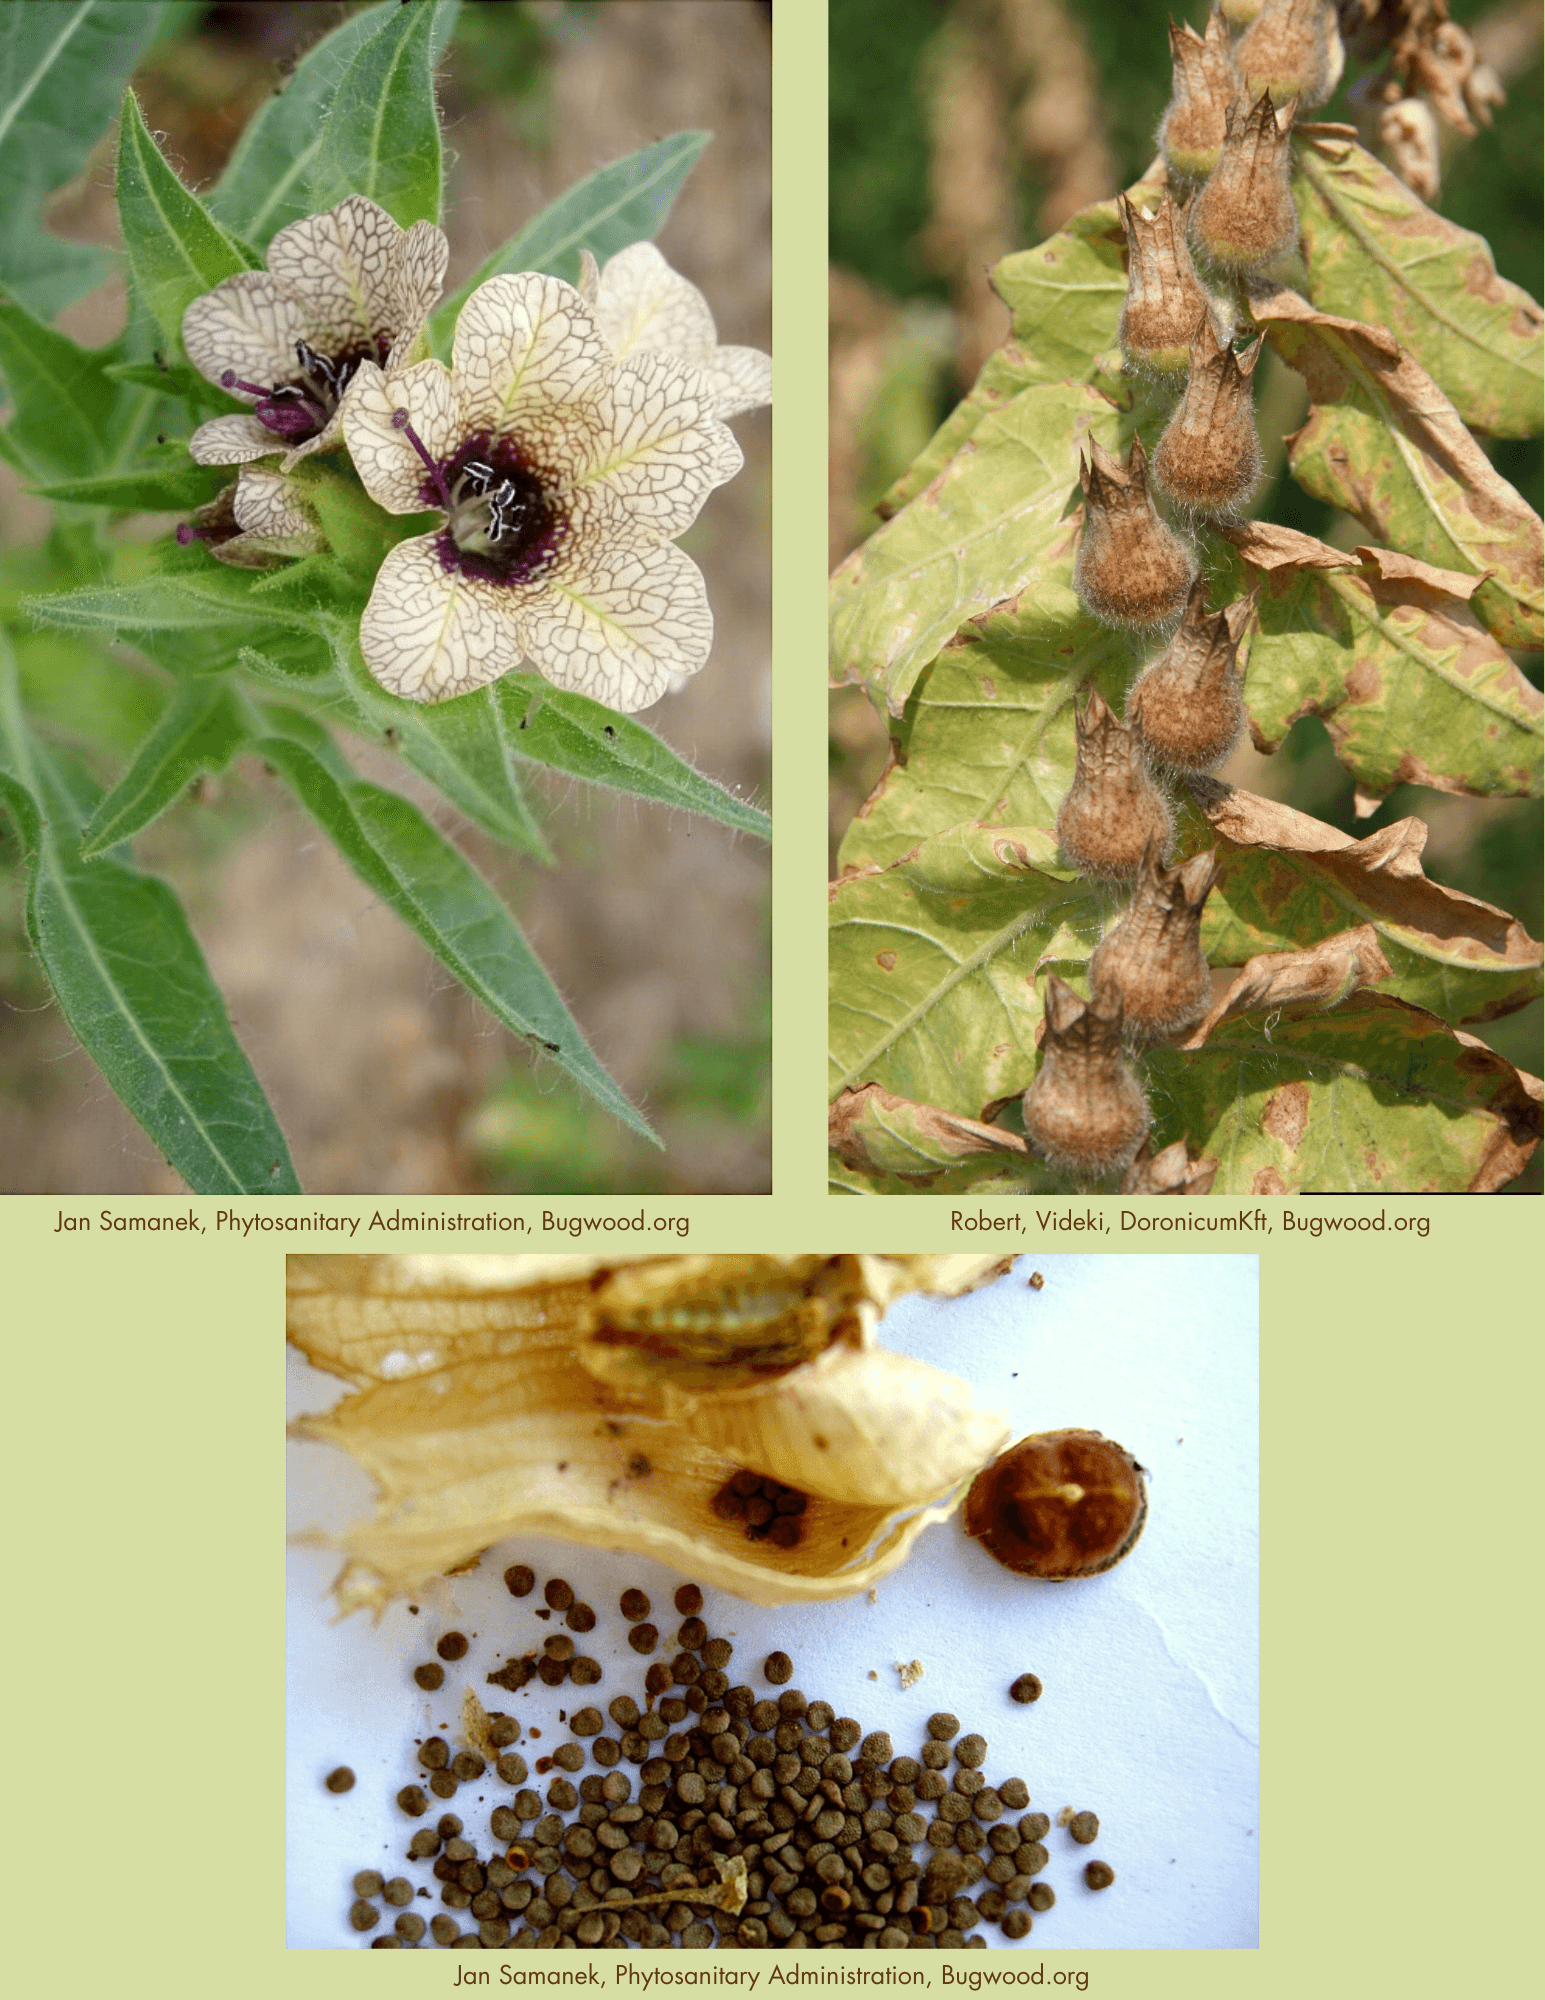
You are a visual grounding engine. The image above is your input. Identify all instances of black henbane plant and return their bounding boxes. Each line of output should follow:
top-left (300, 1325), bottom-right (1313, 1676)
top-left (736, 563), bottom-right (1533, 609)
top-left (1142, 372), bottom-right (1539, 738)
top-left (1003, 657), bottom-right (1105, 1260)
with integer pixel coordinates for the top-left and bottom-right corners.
top-left (830, 0), bottom-right (1541, 1196)
top-left (0, 0), bottom-right (770, 1194)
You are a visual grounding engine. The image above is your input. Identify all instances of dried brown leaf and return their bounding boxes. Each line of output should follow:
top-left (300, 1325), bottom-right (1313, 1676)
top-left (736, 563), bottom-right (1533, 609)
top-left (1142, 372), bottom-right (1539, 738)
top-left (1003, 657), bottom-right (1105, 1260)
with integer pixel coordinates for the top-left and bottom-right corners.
top-left (1119, 1138), bottom-right (1220, 1193)
top-left (829, 1082), bottom-right (1031, 1178)
top-left (1178, 923), bottom-right (1394, 1047)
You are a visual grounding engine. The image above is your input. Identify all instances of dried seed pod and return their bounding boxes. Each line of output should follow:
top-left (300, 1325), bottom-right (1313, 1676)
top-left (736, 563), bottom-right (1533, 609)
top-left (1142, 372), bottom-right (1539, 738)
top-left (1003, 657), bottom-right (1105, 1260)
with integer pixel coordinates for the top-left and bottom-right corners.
top-left (1128, 577), bottom-right (1254, 773)
top-left (1117, 194), bottom-right (1214, 379)
top-left (1073, 436), bottom-right (1196, 631)
top-left (1189, 89), bottom-right (1300, 274)
top-left (1152, 322), bottom-right (1264, 518)
top-left (1056, 689), bottom-right (1174, 881)
top-left (1087, 842), bottom-right (1220, 1042)
top-left (964, 1429), bottom-right (1148, 1580)
top-left (1020, 976), bottom-right (1151, 1181)
top-left (1158, 7), bottom-right (1239, 183)
top-left (1235, 0), bottom-right (1341, 110)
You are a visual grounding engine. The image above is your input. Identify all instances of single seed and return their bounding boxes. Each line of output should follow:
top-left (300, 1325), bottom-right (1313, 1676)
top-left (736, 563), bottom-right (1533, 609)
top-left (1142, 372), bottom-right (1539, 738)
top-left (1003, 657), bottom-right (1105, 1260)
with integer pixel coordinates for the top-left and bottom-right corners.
top-left (383, 1877), bottom-right (413, 1907)
top-left (543, 1633), bottom-right (576, 1662)
top-left (544, 1577), bottom-right (574, 1611)
top-left (487, 1714), bottom-right (519, 1748)
top-left (452, 1752), bottom-right (485, 1782)
top-left (553, 1742), bottom-right (586, 1770)
top-left (354, 1870), bottom-right (384, 1897)
top-left (397, 1786), bottom-right (428, 1818)
top-left (999, 1778), bottom-right (1030, 1810)
top-left (1002, 1910), bottom-right (1032, 1940)
top-left (674, 1584), bottom-right (704, 1616)
top-left (571, 1656), bottom-right (602, 1686)
top-left (430, 1915), bottom-right (459, 1945)
top-left (571, 1707), bottom-right (603, 1737)
top-left (1085, 1860), bottom-right (1115, 1889)
top-left (609, 1696), bottom-right (641, 1729)
top-left (504, 1566), bottom-right (535, 1597)
top-left (414, 1662), bottom-right (445, 1691)
top-left (496, 1752), bottom-right (528, 1785)
top-left (438, 1815), bottom-right (464, 1838)
top-left (1029, 1884), bottom-right (1055, 1912)
top-left (325, 1766), bottom-right (355, 1794)
top-left (702, 1637), bottom-right (734, 1670)
top-left (1019, 1814), bottom-right (1051, 1842)
top-left (1069, 1811), bottom-right (1100, 1845)
top-left (927, 1714), bottom-right (960, 1742)
top-left (566, 1603), bottom-right (596, 1633)
top-left (349, 1900), bottom-right (379, 1932)
top-left (437, 1631), bottom-right (469, 1661)
top-left (395, 1913), bottom-right (426, 1942)
top-left (628, 1623), bottom-right (659, 1655)
top-left (408, 1829), bottom-right (440, 1859)
top-left (418, 1739), bottom-right (450, 1771)
top-left (1009, 1674), bottom-right (1043, 1705)
top-left (370, 1935), bottom-right (401, 1948)
top-left (620, 1588), bottom-right (651, 1620)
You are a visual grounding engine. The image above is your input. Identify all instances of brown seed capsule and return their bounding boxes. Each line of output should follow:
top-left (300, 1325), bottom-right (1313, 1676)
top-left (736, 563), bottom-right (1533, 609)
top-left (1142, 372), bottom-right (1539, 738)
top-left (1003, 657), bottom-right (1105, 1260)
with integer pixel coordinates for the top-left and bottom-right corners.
top-left (1117, 193), bottom-right (1219, 379)
top-left (1085, 1860), bottom-right (1116, 1889)
top-left (1021, 976), bottom-right (1151, 1182)
top-left (1151, 322), bottom-right (1264, 518)
top-left (324, 1766), bottom-right (355, 1793)
top-left (1128, 578), bottom-right (1253, 775)
top-left (1158, 7), bottom-right (1240, 182)
top-left (1073, 436), bottom-right (1196, 632)
top-left (1056, 689), bottom-right (1173, 881)
top-left (1086, 842), bottom-right (1220, 1043)
top-left (1235, 0), bottom-right (1339, 110)
top-left (1190, 88), bottom-right (1300, 274)
top-left (965, 1429), bottom-right (1149, 1580)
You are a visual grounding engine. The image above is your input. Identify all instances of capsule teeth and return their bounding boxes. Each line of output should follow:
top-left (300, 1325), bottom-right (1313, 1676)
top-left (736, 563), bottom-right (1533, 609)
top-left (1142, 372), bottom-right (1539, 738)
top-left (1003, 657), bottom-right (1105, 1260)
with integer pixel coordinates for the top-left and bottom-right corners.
top-left (1118, 192), bottom-right (1212, 378)
top-left (1189, 86), bottom-right (1301, 274)
top-left (1087, 840), bottom-right (1220, 1042)
top-left (1151, 319), bottom-right (1265, 519)
top-left (1021, 976), bottom-right (1151, 1181)
top-left (1159, 5), bottom-right (1241, 183)
top-left (1235, 0), bottom-right (1340, 112)
top-left (1073, 434), bottom-right (1197, 632)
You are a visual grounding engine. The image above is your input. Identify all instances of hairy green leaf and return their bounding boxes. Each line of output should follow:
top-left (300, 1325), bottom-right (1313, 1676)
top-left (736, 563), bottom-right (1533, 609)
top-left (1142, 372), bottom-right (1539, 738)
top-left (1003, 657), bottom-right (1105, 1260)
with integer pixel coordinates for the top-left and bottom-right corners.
top-left (1250, 284), bottom-right (1543, 649)
top-left (830, 382), bottom-right (1122, 714)
top-left (25, 455), bottom-right (225, 513)
top-left (1222, 522), bottom-right (1543, 806)
top-left (307, 0), bottom-right (457, 229)
top-left (0, 292), bottom-right (121, 480)
top-left (256, 728), bottom-right (656, 1144)
top-left (0, 641), bottom-right (299, 1194)
top-left (493, 677), bottom-right (772, 840)
top-left (0, 0), bottom-right (165, 318)
top-left (209, 1), bottom-right (456, 247)
top-left (24, 563), bottom-right (322, 638)
top-left (78, 678), bottom-right (251, 857)
top-left (1293, 130), bottom-right (1544, 441)
top-left (429, 131), bottom-right (712, 349)
top-left (116, 88), bottom-right (260, 352)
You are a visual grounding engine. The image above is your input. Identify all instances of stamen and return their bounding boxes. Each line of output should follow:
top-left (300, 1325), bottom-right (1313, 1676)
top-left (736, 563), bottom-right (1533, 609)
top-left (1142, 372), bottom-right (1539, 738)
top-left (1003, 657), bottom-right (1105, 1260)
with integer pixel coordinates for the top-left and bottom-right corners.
top-left (393, 408), bottom-right (454, 513)
top-left (221, 369), bottom-right (278, 399)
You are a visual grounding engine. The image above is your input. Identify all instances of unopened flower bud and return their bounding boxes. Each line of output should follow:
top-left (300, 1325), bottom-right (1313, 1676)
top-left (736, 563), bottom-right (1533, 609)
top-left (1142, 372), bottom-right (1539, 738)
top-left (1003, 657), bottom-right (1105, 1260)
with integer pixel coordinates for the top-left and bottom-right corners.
top-left (1073, 436), bottom-right (1196, 631)
top-left (1158, 7), bottom-right (1239, 183)
top-left (1189, 87), bottom-right (1300, 274)
top-left (1128, 576), bottom-right (1255, 773)
top-left (1021, 976), bottom-right (1150, 1181)
top-left (1056, 688), bottom-right (1174, 880)
top-left (1087, 842), bottom-right (1219, 1042)
top-left (1117, 193), bottom-right (1213, 378)
top-left (1151, 320), bottom-right (1264, 518)
top-left (1235, 0), bottom-right (1341, 110)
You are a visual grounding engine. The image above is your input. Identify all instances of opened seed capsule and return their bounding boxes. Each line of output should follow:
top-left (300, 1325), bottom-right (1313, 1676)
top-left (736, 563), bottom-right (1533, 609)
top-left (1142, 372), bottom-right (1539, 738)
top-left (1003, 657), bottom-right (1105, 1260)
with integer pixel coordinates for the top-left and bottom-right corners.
top-left (965, 1430), bottom-right (1147, 1580)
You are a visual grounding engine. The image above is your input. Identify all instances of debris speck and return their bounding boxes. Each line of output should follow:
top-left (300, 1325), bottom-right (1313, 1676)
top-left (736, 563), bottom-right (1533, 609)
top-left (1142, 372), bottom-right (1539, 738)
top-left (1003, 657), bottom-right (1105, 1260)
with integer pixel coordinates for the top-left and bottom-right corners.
top-left (1028, 1271), bottom-right (1045, 1290)
top-left (896, 1658), bottom-right (925, 1689)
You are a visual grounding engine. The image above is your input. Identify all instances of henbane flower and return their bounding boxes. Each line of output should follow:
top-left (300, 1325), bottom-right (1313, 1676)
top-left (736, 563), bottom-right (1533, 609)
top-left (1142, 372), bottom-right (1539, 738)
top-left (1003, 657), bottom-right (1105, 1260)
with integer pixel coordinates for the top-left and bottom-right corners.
top-left (581, 239), bottom-right (773, 420)
top-left (344, 265), bottom-right (761, 709)
top-left (181, 195), bottom-right (448, 469)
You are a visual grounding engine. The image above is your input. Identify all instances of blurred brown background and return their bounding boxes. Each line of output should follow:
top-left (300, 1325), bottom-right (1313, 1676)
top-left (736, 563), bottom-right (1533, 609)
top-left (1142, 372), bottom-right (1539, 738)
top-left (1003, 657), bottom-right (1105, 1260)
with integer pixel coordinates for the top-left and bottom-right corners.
top-left (0, 0), bottom-right (771, 1195)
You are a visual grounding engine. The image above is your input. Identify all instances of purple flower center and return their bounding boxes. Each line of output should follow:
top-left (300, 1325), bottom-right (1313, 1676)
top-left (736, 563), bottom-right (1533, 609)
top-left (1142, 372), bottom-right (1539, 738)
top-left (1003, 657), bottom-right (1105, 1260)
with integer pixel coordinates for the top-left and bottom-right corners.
top-left (393, 412), bottom-right (562, 586)
top-left (222, 336), bottom-right (387, 443)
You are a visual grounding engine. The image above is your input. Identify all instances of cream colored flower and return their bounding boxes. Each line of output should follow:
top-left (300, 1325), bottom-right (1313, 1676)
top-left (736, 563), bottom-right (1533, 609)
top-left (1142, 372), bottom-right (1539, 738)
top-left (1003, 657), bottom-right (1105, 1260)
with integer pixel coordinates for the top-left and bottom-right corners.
top-left (580, 240), bottom-right (772, 420)
top-left (181, 196), bottom-right (448, 471)
top-left (177, 467), bottom-right (323, 569)
top-left (343, 270), bottom-right (748, 709)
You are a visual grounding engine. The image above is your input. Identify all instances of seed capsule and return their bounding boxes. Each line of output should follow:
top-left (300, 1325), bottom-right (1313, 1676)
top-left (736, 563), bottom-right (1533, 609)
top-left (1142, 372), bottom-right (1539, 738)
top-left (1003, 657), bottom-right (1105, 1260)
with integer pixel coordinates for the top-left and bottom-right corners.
top-left (1020, 976), bottom-right (1151, 1181)
top-left (1190, 88), bottom-right (1300, 274)
top-left (1235, 0), bottom-right (1341, 110)
top-left (1073, 437), bottom-right (1196, 632)
top-left (964, 1430), bottom-right (1148, 1580)
top-left (1087, 842), bottom-right (1219, 1043)
top-left (1056, 689), bottom-right (1174, 882)
top-left (1117, 193), bottom-right (1218, 380)
top-left (1128, 576), bottom-right (1253, 773)
top-left (1151, 321), bottom-right (1264, 518)
top-left (1158, 7), bottom-right (1239, 183)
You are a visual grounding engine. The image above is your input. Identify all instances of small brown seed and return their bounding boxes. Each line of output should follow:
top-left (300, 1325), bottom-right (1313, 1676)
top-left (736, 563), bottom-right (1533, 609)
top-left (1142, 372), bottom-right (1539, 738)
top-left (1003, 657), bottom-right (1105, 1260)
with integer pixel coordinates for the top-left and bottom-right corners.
top-left (383, 1877), bottom-right (413, 1907)
top-left (1070, 1810), bottom-right (1100, 1844)
top-left (436, 1631), bottom-right (468, 1661)
top-left (324, 1766), bottom-right (355, 1794)
top-left (1029, 1884), bottom-right (1055, 1912)
top-left (429, 1771), bottom-right (459, 1799)
top-left (570, 1655), bottom-right (602, 1685)
top-left (354, 1870), bottom-right (384, 1897)
top-left (543, 1633), bottom-right (575, 1661)
top-left (1002, 1909), bottom-right (1032, 1939)
top-left (395, 1912), bottom-right (426, 1942)
top-left (763, 1651), bottom-right (793, 1685)
top-left (628, 1623), bottom-right (659, 1655)
top-left (349, 1900), bottom-right (379, 1931)
top-left (504, 1565), bottom-right (535, 1597)
top-left (566, 1602), bottom-right (596, 1632)
top-left (413, 1662), bottom-right (445, 1691)
top-left (926, 1713), bottom-right (960, 1742)
top-left (619, 1588), bottom-right (651, 1620)
top-left (1009, 1674), bottom-right (1042, 1705)
top-left (1019, 1813), bottom-right (1051, 1842)
top-left (1085, 1860), bottom-right (1115, 1889)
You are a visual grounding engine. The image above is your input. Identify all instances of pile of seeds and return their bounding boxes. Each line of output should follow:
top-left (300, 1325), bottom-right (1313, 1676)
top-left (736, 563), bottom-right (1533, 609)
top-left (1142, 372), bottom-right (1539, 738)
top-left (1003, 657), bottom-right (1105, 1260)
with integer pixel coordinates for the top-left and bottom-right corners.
top-left (331, 1575), bottom-right (1114, 1948)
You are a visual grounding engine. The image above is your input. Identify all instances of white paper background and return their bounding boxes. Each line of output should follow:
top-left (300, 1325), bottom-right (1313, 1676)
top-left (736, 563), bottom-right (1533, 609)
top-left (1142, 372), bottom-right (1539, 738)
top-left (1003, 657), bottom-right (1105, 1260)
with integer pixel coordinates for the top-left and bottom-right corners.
top-left (288, 1252), bottom-right (1258, 1950)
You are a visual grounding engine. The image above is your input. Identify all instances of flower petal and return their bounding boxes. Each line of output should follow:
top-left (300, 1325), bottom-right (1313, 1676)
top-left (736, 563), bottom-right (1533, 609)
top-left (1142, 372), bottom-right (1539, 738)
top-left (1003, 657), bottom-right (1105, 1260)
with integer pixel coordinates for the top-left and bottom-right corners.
top-left (360, 535), bottom-right (518, 701)
top-left (693, 343), bottom-right (773, 419)
top-left (188, 411), bottom-right (286, 466)
top-left (593, 240), bottom-right (718, 364)
top-left (453, 272), bottom-right (612, 432)
top-left (518, 524), bottom-right (713, 712)
top-left (577, 350), bottom-right (743, 536)
top-left (343, 358), bottom-right (466, 514)
top-left (384, 218), bottom-right (451, 371)
top-left (266, 195), bottom-right (411, 358)
top-left (232, 466), bottom-right (317, 542)
top-left (181, 271), bottom-right (310, 392)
